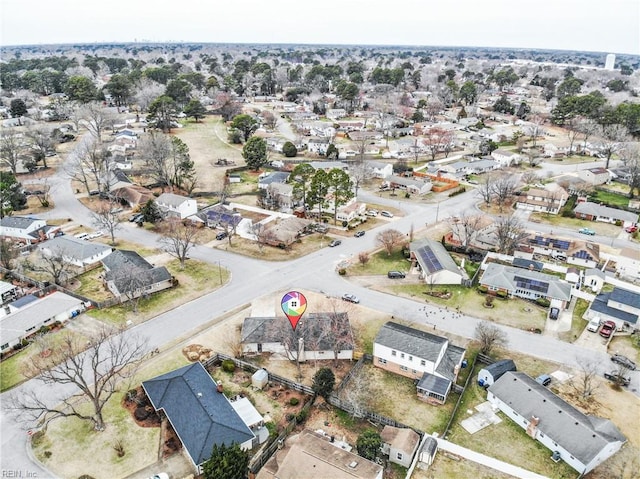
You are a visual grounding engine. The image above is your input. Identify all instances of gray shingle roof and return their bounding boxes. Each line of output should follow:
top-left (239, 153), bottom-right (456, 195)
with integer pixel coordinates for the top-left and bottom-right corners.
top-left (102, 250), bottom-right (171, 294)
top-left (574, 201), bottom-right (639, 223)
top-left (374, 322), bottom-right (447, 362)
top-left (590, 292), bottom-right (638, 324)
top-left (39, 236), bottom-right (112, 261)
top-left (142, 362), bottom-right (254, 466)
top-left (489, 372), bottom-right (626, 465)
top-left (156, 193), bottom-right (190, 208)
top-left (481, 263), bottom-right (572, 301)
top-left (241, 313), bottom-right (354, 352)
top-left (481, 359), bottom-right (517, 380)
top-left (609, 287), bottom-right (640, 310)
top-left (0, 216), bottom-right (40, 229)
top-left (410, 239), bottom-right (460, 276)
top-left (417, 373), bottom-right (451, 396)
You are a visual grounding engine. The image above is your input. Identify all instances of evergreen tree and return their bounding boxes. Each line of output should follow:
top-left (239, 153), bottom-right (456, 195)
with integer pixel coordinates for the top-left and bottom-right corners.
top-left (312, 367), bottom-right (335, 399)
top-left (242, 136), bottom-right (268, 171)
top-left (202, 442), bottom-right (249, 479)
top-left (356, 429), bottom-right (382, 461)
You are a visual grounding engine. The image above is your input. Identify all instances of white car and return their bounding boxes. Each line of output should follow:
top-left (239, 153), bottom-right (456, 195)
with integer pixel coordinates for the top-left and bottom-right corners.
top-left (147, 474), bottom-right (169, 479)
top-left (587, 317), bottom-right (601, 332)
top-left (380, 211), bottom-right (394, 218)
top-left (88, 231), bottom-right (104, 239)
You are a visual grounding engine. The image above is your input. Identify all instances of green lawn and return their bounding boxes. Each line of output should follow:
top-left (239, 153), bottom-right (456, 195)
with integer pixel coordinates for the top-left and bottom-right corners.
top-left (590, 190), bottom-right (630, 208)
top-left (347, 249), bottom-right (412, 275)
top-left (559, 299), bottom-right (589, 343)
top-left (0, 348), bottom-right (26, 392)
top-left (528, 213), bottom-right (621, 236)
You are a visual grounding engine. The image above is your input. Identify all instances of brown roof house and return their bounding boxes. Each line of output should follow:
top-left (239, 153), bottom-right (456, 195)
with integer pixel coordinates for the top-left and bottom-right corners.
top-left (257, 429), bottom-right (383, 479)
top-left (380, 426), bottom-right (421, 468)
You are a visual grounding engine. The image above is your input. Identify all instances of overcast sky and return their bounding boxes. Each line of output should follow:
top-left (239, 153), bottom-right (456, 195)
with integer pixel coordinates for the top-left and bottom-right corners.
top-left (1, 0), bottom-right (638, 55)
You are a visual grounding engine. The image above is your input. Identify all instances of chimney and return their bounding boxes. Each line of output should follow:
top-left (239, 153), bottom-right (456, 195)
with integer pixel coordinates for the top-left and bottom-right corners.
top-left (216, 383), bottom-right (223, 393)
top-left (527, 416), bottom-right (540, 438)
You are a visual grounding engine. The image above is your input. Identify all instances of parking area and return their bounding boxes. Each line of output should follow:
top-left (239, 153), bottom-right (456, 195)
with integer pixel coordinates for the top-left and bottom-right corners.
top-left (573, 322), bottom-right (610, 353)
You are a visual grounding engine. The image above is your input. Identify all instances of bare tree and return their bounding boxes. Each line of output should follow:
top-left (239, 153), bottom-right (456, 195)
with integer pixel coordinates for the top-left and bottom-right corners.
top-left (92, 201), bottom-right (122, 245)
top-left (110, 268), bottom-right (147, 312)
top-left (24, 248), bottom-right (75, 286)
top-left (424, 98), bottom-right (443, 122)
top-left (376, 229), bottom-right (405, 256)
top-left (349, 158), bottom-right (373, 198)
top-left (598, 123), bottom-right (628, 169)
top-left (477, 174), bottom-right (495, 206)
top-left (74, 139), bottom-right (111, 194)
top-left (357, 251), bottom-right (370, 267)
top-left (133, 78), bottom-right (165, 113)
top-left (474, 321), bottom-right (509, 356)
top-left (81, 102), bottom-right (116, 143)
top-left (520, 171), bottom-right (540, 186)
top-left (492, 173), bottom-right (518, 212)
top-left (525, 114), bottom-right (545, 149)
top-left (340, 368), bottom-right (369, 418)
top-left (577, 118), bottom-right (599, 154)
top-left (448, 211), bottom-right (484, 250)
top-left (139, 131), bottom-right (173, 189)
top-left (621, 143), bottom-right (640, 198)
top-left (423, 127), bottom-right (453, 161)
top-left (0, 129), bottom-right (24, 175)
top-left (251, 222), bottom-right (277, 253)
top-left (261, 110), bottom-right (277, 130)
top-left (158, 217), bottom-right (200, 269)
top-left (0, 239), bottom-right (18, 270)
top-left (9, 327), bottom-right (147, 431)
top-left (495, 214), bottom-right (526, 255)
top-left (565, 117), bottom-right (582, 156)
top-left (570, 358), bottom-right (600, 400)
top-left (25, 126), bottom-right (55, 169)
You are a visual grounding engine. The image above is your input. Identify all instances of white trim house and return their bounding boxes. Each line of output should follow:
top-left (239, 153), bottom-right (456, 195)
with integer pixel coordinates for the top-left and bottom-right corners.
top-left (155, 193), bottom-right (198, 219)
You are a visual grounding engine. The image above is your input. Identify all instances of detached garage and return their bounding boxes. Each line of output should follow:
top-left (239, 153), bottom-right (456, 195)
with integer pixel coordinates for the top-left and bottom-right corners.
top-left (478, 359), bottom-right (516, 388)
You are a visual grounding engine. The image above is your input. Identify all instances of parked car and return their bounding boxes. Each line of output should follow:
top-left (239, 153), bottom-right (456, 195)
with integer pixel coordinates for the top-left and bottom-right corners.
top-left (74, 232), bottom-right (89, 240)
top-left (599, 320), bottom-right (616, 338)
top-left (578, 227), bottom-right (596, 235)
top-left (611, 353), bottom-right (637, 370)
top-left (216, 231), bottom-right (228, 241)
top-left (549, 307), bottom-right (560, 320)
top-left (624, 225), bottom-right (638, 233)
top-left (604, 371), bottom-right (631, 387)
top-left (88, 231), bottom-right (103, 239)
top-left (380, 211), bottom-right (394, 218)
top-left (366, 209), bottom-right (378, 217)
top-left (586, 317), bottom-right (601, 332)
top-left (129, 213), bottom-right (143, 222)
top-left (387, 271), bottom-right (406, 279)
top-left (147, 474), bottom-right (169, 479)
top-left (354, 231), bottom-right (365, 238)
top-left (535, 374), bottom-right (552, 387)
top-left (328, 239), bottom-right (342, 247)
top-left (341, 293), bottom-right (360, 303)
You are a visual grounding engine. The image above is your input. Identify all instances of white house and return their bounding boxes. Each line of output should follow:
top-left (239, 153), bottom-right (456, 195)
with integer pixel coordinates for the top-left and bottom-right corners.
top-left (380, 426), bottom-right (421, 468)
top-left (0, 292), bottom-right (86, 352)
top-left (241, 313), bottom-right (354, 361)
top-left (410, 239), bottom-right (466, 285)
top-left (614, 247), bottom-right (640, 282)
top-left (586, 287), bottom-right (640, 329)
top-left (515, 187), bottom-right (568, 215)
top-left (38, 236), bottom-right (113, 267)
top-left (488, 372), bottom-right (626, 474)
top-left (369, 161), bottom-right (394, 179)
top-left (101, 250), bottom-right (174, 301)
top-left (0, 216), bottom-right (59, 245)
top-left (574, 201), bottom-right (639, 228)
top-left (155, 193), bottom-right (198, 219)
top-left (584, 268), bottom-right (605, 293)
top-left (384, 175), bottom-right (433, 196)
top-left (578, 167), bottom-right (610, 185)
top-left (307, 137), bottom-right (331, 155)
top-left (335, 200), bottom-right (367, 223)
top-left (491, 149), bottom-right (521, 167)
top-left (373, 322), bottom-right (465, 404)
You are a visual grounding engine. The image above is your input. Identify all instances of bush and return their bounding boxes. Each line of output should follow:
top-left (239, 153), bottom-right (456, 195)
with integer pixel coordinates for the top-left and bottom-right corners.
top-left (496, 290), bottom-right (508, 299)
top-left (477, 285), bottom-right (488, 294)
top-left (536, 297), bottom-right (550, 308)
top-left (126, 389), bottom-right (138, 402)
top-left (282, 141), bottom-right (297, 157)
top-left (338, 268), bottom-right (346, 276)
top-left (295, 409), bottom-right (308, 423)
top-left (448, 186), bottom-right (467, 197)
top-left (221, 359), bottom-right (236, 373)
top-left (289, 397), bottom-right (299, 406)
top-left (134, 407), bottom-right (150, 421)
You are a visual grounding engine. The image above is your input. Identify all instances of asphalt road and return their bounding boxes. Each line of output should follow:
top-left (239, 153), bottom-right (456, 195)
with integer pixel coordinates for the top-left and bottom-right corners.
top-left (1, 154), bottom-right (637, 477)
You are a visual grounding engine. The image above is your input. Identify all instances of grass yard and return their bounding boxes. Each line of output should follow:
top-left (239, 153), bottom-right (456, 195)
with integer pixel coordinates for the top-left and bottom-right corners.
top-left (545, 155), bottom-right (602, 165)
top-left (589, 189), bottom-right (630, 208)
top-left (212, 233), bottom-right (326, 260)
top-left (411, 456), bottom-right (516, 479)
top-left (32, 349), bottom-right (189, 479)
top-left (87, 259), bottom-right (229, 326)
top-left (387, 284), bottom-right (547, 331)
top-left (528, 212), bottom-right (621, 236)
top-left (345, 363), bottom-right (454, 435)
top-left (558, 298), bottom-right (589, 343)
top-left (346, 249), bottom-right (412, 275)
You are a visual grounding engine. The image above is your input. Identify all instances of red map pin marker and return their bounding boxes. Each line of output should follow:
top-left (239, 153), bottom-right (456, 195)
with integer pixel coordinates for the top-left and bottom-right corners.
top-left (281, 291), bottom-right (307, 330)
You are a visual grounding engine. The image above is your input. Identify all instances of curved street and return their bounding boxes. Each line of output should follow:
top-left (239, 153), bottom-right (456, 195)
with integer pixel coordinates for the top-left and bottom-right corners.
top-left (1, 149), bottom-right (637, 476)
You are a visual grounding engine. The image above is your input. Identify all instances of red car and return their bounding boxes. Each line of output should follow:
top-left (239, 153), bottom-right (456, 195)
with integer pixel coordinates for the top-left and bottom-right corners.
top-left (624, 225), bottom-right (638, 233)
top-left (599, 320), bottom-right (616, 338)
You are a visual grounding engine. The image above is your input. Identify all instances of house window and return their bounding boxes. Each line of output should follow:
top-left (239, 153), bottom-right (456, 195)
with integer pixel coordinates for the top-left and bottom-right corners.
top-left (400, 353), bottom-right (405, 359)
top-left (379, 358), bottom-right (387, 364)
top-left (540, 433), bottom-right (544, 438)
top-left (400, 366), bottom-right (408, 371)
top-left (409, 356), bottom-right (413, 361)
top-left (396, 452), bottom-right (403, 460)
top-left (420, 360), bottom-right (426, 366)
top-left (391, 350), bottom-right (396, 356)
top-left (1, 343), bottom-right (8, 350)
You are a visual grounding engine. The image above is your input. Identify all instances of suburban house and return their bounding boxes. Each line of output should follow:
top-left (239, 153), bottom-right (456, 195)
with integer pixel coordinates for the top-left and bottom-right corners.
top-left (410, 239), bottom-right (466, 285)
top-left (614, 247), bottom-right (640, 282)
top-left (257, 171), bottom-right (290, 190)
top-left (369, 161), bottom-right (394, 179)
top-left (477, 359), bottom-right (517, 387)
top-left (142, 363), bottom-right (256, 473)
top-left (155, 193), bottom-right (198, 220)
top-left (0, 292), bottom-right (86, 352)
top-left (241, 312), bottom-right (354, 361)
top-left (479, 263), bottom-right (573, 308)
top-left (584, 268), bottom-right (605, 293)
top-left (526, 234), bottom-right (600, 268)
top-left (488, 372), bottom-right (626, 474)
top-left (586, 287), bottom-right (639, 328)
top-left (101, 250), bottom-right (173, 301)
top-left (380, 426), bottom-right (421, 468)
top-left (257, 429), bottom-right (383, 479)
top-left (258, 217), bottom-right (312, 248)
top-left (38, 236), bottom-right (113, 267)
top-left (446, 215), bottom-right (498, 252)
top-left (263, 183), bottom-right (294, 211)
top-left (574, 201), bottom-right (639, 228)
top-left (384, 175), bottom-right (433, 196)
top-left (373, 322), bottom-right (466, 404)
top-left (578, 167), bottom-right (610, 185)
top-left (515, 186), bottom-right (568, 214)
top-left (0, 216), bottom-right (60, 245)
top-left (326, 108), bottom-right (347, 120)
top-left (202, 205), bottom-right (243, 231)
top-left (111, 184), bottom-right (156, 208)
top-left (335, 200), bottom-right (367, 223)
top-left (307, 137), bottom-right (331, 155)
top-left (491, 149), bottom-right (521, 167)
top-left (308, 160), bottom-right (349, 172)
top-left (0, 281), bottom-right (18, 305)
top-left (440, 158), bottom-right (497, 176)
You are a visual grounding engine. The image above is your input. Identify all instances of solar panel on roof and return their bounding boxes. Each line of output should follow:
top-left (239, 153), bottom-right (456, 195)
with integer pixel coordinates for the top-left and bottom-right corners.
top-left (418, 246), bottom-right (443, 273)
top-left (554, 240), bottom-right (570, 250)
top-left (514, 275), bottom-right (550, 294)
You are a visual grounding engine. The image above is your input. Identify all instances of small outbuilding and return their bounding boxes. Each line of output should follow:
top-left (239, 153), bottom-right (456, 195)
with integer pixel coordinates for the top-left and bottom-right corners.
top-left (477, 359), bottom-right (517, 388)
top-left (252, 368), bottom-right (268, 389)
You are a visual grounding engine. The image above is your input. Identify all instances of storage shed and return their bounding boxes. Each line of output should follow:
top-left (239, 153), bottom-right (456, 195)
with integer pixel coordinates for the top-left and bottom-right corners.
top-left (477, 359), bottom-right (517, 388)
top-left (252, 368), bottom-right (268, 389)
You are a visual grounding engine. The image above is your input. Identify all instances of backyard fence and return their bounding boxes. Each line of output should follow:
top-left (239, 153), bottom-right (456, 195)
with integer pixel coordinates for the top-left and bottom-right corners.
top-left (442, 352), bottom-right (482, 438)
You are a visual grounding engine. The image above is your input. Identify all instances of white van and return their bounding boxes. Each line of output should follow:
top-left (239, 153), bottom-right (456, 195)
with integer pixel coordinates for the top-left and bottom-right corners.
top-left (74, 232), bottom-right (89, 240)
top-left (587, 317), bottom-right (601, 332)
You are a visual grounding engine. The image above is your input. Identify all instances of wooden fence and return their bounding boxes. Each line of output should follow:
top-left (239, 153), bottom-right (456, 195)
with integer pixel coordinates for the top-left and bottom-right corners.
top-left (442, 353), bottom-right (481, 438)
